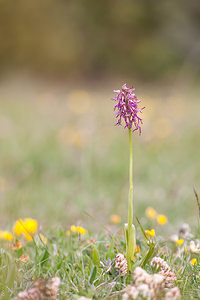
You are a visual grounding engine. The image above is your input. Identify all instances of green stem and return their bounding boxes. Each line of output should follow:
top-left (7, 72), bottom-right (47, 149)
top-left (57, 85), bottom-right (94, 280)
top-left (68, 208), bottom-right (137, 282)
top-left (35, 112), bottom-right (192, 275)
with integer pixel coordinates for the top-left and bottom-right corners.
top-left (126, 129), bottom-right (134, 270)
top-left (128, 129), bottom-right (133, 230)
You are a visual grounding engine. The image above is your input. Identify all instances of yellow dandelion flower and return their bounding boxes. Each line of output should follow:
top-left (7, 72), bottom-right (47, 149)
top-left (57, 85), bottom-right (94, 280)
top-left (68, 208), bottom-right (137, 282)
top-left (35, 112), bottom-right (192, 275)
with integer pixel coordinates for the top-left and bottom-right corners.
top-left (176, 239), bottom-right (184, 246)
top-left (66, 230), bottom-right (71, 236)
top-left (157, 214), bottom-right (168, 225)
top-left (0, 231), bottom-right (13, 241)
top-left (190, 258), bottom-right (197, 265)
top-left (110, 214), bottom-right (121, 224)
top-left (145, 229), bottom-right (155, 238)
top-left (145, 207), bottom-right (157, 220)
top-left (76, 226), bottom-right (86, 235)
top-left (70, 225), bottom-right (77, 232)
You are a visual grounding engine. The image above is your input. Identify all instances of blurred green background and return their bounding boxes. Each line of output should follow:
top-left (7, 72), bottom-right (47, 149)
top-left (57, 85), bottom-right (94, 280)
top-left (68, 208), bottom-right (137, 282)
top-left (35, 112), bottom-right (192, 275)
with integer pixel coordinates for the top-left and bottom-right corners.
top-left (0, 1), bottom-right (200, 233)
top-left (1, 0), bottom-right (200, 80)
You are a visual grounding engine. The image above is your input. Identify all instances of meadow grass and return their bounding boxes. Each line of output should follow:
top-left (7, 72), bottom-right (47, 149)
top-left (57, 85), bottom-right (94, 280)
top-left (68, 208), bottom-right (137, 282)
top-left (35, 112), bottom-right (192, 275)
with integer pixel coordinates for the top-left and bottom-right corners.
top-left (0, 79), bottom-right (200, 298)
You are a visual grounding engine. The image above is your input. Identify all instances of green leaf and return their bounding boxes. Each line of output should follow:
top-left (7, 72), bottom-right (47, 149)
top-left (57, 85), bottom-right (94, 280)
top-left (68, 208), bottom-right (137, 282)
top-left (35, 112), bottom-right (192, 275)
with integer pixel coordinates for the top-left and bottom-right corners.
top-left (92, 247), bottom-right (100, 266)
top-left (135, 216), bottom-right (148, 241)
top-left (39, 248), bottom-right (49, 266)
top-left (140, 242), bottom-right (155, 268)
top-left (125, 223), bottom-right (136, 258)
top-left (89, 265), bottom-right (97, 285)
top-left (106, 235), bottom-right (115, 260)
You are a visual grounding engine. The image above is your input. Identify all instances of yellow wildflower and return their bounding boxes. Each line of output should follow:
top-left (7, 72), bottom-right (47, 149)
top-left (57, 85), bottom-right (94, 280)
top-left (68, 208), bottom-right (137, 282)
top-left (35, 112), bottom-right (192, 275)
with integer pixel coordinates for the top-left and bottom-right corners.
top-left (66, 230), bottom-right (71, 236)
top-left (145, 207), bottom-right (157, 220)
top-left (23, 219), bottom-right (38, 234)
top-left (145, 229), bottom-right (155, 238)
top-left (190, 258), bottom-right (197, 265)
top-left (13, 218), bottom-right (38, 240)
top-left (157, 215), bottom-right (168, 225)
top-left (76, 226), bottom-right (86, 235)
top-left (25, 234), bottom-right (33, 241)
top-left (58, 127), bottom-right (86, 148)
top-left (0, 231), bottom-right (13, 241)
top-left (132, 256), bottom-right (136, 261)
top-left (70, 225), bottom-right (77, 232)
top-left (70, 225), bottom-right (86, 235)
top-left (39, 234), bottom-right (48, 244)
top-left (135, 245), bottom-right (141, 254)
top-left (110, 214), bottom-right (121, 224)
top-left (68, 90), bottom-right (91, 115)
top-left (176, 239), bottom-right (184, 246)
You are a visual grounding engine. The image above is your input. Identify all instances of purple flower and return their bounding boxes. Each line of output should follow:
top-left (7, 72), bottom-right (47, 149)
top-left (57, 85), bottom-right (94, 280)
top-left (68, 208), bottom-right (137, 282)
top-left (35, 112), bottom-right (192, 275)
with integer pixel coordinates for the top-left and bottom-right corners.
top-left (112, 83), bottom-right (145, 134)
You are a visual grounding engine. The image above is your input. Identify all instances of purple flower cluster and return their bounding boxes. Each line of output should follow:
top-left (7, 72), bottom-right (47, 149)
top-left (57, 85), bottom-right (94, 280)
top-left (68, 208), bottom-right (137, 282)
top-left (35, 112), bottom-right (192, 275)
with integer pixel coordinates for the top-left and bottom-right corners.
top-left (113, 83), bottom-right (145, 134)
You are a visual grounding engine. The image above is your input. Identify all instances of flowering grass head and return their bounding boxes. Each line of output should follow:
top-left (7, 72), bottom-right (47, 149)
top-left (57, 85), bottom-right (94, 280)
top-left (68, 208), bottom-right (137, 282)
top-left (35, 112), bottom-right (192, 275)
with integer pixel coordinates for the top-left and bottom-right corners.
top-left (113, 83), bottom-right (145, 134)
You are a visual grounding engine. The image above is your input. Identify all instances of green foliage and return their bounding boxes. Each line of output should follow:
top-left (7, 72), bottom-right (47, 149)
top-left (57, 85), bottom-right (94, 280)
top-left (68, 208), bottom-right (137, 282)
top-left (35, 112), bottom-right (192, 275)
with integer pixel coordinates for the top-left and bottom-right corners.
top-left (0, 225), bottom-right (200, 299)
top-left (0, 85), bottom-right (200, 298)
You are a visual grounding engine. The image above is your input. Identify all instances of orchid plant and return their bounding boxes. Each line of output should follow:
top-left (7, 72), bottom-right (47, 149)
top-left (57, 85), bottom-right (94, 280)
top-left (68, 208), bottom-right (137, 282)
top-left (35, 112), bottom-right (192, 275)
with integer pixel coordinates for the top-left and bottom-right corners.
top-left (112, 83), bottom-right (145, 270)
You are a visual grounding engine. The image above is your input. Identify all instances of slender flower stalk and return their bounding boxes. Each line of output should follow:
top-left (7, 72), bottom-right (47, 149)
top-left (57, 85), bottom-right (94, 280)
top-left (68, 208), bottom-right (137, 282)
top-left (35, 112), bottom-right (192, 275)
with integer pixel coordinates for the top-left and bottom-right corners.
top-left (126, 128), bottom-right (134, 269)
top-left (128, 129), bottom-right (133, 229)
top-left (112, 83), bottom-right (145, 271)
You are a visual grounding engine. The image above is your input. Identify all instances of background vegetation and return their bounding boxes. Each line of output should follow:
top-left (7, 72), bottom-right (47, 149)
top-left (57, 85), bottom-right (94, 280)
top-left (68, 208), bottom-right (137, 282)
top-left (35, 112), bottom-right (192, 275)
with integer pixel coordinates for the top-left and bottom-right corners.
top-left (0, 3), bottom-right (200, 299)
top-left (0, 0), bottom-right (199, 234)
top-left (0, 0), bottom-right (200, 80)
top-left (0, 79), bottom-right (199, 233)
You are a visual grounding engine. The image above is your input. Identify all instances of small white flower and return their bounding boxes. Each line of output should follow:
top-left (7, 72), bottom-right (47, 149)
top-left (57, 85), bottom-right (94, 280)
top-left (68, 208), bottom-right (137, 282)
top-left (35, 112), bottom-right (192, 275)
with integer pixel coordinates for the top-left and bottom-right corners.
top-left (169, 234), bottom-right (179, 243)
top-left (189, 240), bottom-right (200, 254)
